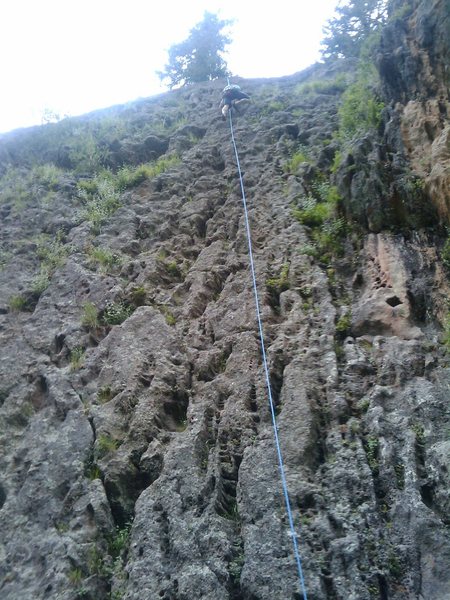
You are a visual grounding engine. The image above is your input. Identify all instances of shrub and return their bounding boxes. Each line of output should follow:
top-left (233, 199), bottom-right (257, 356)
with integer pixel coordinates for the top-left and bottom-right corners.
top-left (283, 148), bottom-right (311, 174)
top-left (102, 301), bottom-right (133, 326)
top-left (293, 181), bottom-right (346, 262)
top-left (338, 77), bottom-right (384, 139)
top-left (293, 197), bottom-right (332, 227)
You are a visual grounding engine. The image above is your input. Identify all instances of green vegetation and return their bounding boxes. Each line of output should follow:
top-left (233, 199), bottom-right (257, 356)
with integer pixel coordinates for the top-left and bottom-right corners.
top-left (87, 246), bottom-right (123, 272)
top-left (441, 237), bottom-right (450, 270)
top-left (82, 302), bottom-right (100, 329)
top-left (97, 386), bottom-right (114, 404)
top-left (9, 294), bottom-right (28, 312)
top-left (266, 263), bottom-right (290, 295)
top-left (335, 312), bottom-right (352, 337)
top-left (102, 301), bottom-right (133, 326)
top-left (293, 181), bottom-right (346, 263)
top-left (79, 177), bottom-right (122, 235)
top-left (158, 11), bottom-right (232, 88)
top-left (321, 0), bottom-right (388, 59)
top-left (78, 155), bottom-right (179, 234)
top-left (229, 552), bottom-right (245, 583)
top-left (283, 148), bottom-right (312, 174)
top-left (107, 522), bottom-right (132, 559)
top-left (68, 568), bottom-right (83, 585)
top-left (88, 545), bottom-right (112, 577)
top-left (70, 347), bottom-right (85, 371)
top-left (96, 434), bottom-right (119, 457)
top-left (338, 77), bottom-right (384, 139)
top-left (295, 74), bottom-right (348, 96)
top-left (0, 163), bottom-right (63, 211)
top-left (81, 300), bottom-right (133, 329)
top-left (116, 155), bottom-right (180, 189)
top-left (86, 464), bottom-right (102, 480)
top-left (32, 232), bottom-right (73, 294)
top-left (365, 435), bottom-right (380, 473)
top-left (128, 286), bottom-right (147, 307)
top-left (394, 462), bottom-right (405, 490)
top-left (411, 423), bottom-right (425, 446)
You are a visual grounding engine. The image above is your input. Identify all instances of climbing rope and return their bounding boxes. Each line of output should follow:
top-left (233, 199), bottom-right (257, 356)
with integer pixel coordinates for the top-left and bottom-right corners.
top-left (228, 109), bottom-right (309, 599)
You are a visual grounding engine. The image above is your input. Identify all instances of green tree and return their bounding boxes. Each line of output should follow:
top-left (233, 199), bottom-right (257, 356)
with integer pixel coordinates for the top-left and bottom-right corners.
top-left (321, 0), bottom-right (388, 59)
top-left (158, 12), bottom-right (232, 88)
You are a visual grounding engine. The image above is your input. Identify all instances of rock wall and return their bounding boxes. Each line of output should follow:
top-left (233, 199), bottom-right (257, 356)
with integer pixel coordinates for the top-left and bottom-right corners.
top-left (379, 0), bottom-right (450, 220)
top-left (1, 2), bottom-right (450, 599)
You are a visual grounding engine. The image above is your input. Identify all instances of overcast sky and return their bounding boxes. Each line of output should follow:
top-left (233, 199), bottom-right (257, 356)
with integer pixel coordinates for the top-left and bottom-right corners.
top-left (0, 0), bottom-right (339, 134)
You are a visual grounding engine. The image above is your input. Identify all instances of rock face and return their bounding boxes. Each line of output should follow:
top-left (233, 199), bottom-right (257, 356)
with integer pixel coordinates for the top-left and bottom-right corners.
top-left (1, 2), bottom-right (450, 600)
top-left (378, 0), bottom-right (450, 220)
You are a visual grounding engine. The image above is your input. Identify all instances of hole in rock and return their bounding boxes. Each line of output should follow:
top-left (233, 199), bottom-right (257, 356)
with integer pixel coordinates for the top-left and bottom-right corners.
top-left (420, 482), bottom-right (434, 509)
top-left (0, 483), bottom-right (6, 509)
top-left (386, 296), bottom-right (402, 307)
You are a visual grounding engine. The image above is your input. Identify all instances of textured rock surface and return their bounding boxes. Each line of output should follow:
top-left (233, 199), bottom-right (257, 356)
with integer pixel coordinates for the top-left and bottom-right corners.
top-left (1, 2), bottom-right (450, 600)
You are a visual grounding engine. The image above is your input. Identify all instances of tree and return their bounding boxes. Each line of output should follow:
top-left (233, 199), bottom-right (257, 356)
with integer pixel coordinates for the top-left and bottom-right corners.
top-left (321, 0), bottom-right (388, 59)
top-left (158, 12), bottom-right (232, 88)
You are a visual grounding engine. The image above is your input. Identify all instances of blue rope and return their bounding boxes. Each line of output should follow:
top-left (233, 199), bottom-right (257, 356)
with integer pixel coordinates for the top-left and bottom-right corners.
top-left (228, 109), bottom-right (308, 599)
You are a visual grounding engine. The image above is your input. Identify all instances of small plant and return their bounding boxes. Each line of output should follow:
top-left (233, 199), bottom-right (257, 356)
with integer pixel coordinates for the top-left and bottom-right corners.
top-left (35, 232), bottom-right (72, 272)
top-left (129, 286), bottom-right (147, 306)
top-left (157, 305), bottom-right (176, 326)
top-left (86, 464), bottom-right (102, 480)
top-left (394, 462), bottom-right (405, 490)
top-left (55, 521), bottom-right (69, 534)
top-left (411, 423), bottom-right (425, 446)
top-left (31, 269), bottom-right (51, 295)
top-left (88, 545), bottom-right (112, 577)
top-left (87, 246), bottom-right (122, 272)
top-left (9, 294), bottom-right (27, 312)
top-left (108, 522), bottom-right (132, 559)
top-left (335, 312), bottom-right (352, 337)
top-left (68, 568), bottom-right (83, 585)
top-left (96, 433), bottom-right (119, 457)
top-left (365, 436), bottom-right (379, 473)
top-left (441, 237), bottom-right (450, 270)
top-left (283, 148), bottom-right (311, 174)
top-left (266, 263), bottom-right (290, 295)
top-left (70, 347), bottom-right (85, 371)
top-left (102, 301), bottom-right (133, 326)
top-left (293, 197), bottom-right (331, 227)
top-left (78, 177), bottom-right (122, 234)
top-left (82, 302), bottom-right (99, 329)
top-left (229, 552), bottom-right (245, 583)
top-left (97, 386), bottom-right (114, 404)
top-left (165, 261), bottom-right (181, 277)
top-left (358, 398), bottom-right (370, 413)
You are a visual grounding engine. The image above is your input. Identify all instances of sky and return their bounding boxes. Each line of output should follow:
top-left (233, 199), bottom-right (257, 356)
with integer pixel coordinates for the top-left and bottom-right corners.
top-left (0, 0), bottom-right (339, 134)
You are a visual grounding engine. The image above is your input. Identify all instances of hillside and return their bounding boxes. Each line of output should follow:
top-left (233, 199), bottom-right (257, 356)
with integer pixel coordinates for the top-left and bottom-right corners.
top-left (0, 1), bottom-right (449, 599)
